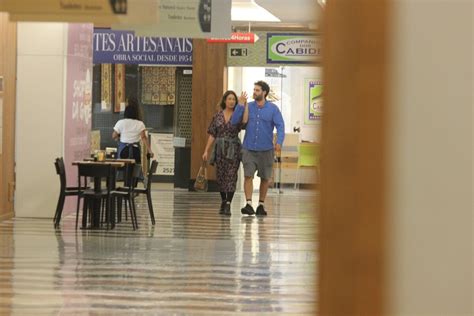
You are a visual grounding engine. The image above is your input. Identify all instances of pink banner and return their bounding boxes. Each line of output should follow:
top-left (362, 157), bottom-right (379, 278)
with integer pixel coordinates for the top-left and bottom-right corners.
top-left (64, 24), bottom-right (93, 212)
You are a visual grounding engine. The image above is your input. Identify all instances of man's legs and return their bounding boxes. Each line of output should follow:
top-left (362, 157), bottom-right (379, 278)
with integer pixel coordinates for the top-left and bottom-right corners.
top-left (259, 178), bottom-right (270, 202)
top-left (244, 176), bottom-right (253, 201)
top-left (241, 176), bottom-right (256, 215)
top-left (255, 150), bottom-right (274, 216)
top-left (255, 178), bottom-right (270, 216)
top-left (241, 149), bottom-right (256, 215)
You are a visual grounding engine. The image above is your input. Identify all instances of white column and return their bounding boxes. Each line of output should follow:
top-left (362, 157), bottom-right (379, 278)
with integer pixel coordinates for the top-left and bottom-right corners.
top-left (15, 22), bottom-right (68, 218)
top-left (388, 1), bottom-right (473, 314)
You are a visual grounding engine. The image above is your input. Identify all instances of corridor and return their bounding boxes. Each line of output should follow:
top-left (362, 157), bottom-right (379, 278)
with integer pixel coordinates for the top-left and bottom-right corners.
top-left (0, 190), bottom-right (317, 314)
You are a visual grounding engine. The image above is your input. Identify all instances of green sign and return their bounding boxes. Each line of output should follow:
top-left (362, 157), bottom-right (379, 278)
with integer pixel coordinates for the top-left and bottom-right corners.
top-left (267, 33), bottom-right (321, 64)
top-left (305, 79), bottom-right (323, 124)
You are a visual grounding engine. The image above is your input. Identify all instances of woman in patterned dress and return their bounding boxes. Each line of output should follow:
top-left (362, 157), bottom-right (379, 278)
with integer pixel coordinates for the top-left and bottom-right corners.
top-left (202, 90), bottom-right (248, 216)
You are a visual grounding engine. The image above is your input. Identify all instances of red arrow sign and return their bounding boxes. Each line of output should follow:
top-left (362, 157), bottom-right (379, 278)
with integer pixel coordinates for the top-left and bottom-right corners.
top-left (207, 32), bottom-right (259, 44)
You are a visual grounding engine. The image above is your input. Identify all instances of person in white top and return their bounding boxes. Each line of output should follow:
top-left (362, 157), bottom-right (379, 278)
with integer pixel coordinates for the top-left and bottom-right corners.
top-left (112, 98), bottom-right (154, 164)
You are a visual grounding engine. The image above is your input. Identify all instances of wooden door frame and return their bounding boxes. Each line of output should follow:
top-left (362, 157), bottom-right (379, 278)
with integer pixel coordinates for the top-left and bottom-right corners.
top-left (318, 1), bottom-right (389, 315)
top-left (0, 13), bottom-right (16, 221)
top-left (190, 40), bottom-right (227, 191)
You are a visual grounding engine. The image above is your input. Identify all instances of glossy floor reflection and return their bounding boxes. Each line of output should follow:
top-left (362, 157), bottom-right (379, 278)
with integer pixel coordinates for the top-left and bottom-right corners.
top-left (0, 189), bottom-right (318, 315)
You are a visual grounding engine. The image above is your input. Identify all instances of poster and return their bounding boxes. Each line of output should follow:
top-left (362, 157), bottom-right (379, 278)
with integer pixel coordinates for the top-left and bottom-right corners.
top-left (141, 67), bottom-right (176, 105)
top-left (114, 64), bottom-right (125, 112)
top-left (64, 24), bottom-right (93, 209)
top-left (150, 133), bottom-right (175, 176)
top-left (264, 68), bottom-right (284, 106)
top-left (100, 63), bottom-right (112, 111)
top-left (305, 79), bottom-right (323, 124)
top-left (90, 130), bottom-right (101, 152)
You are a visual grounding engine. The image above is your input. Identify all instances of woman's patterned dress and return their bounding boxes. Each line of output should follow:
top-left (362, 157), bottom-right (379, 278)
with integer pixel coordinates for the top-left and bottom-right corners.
top-left (207, 111), bottom-right (243, 192)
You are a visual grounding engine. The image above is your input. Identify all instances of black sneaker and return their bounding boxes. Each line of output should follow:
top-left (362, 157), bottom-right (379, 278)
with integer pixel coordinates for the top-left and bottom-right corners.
top-left (219, 201), bottom-right (226, 214)
top-left (241, 204), bottom-right (255, 216)
top-left (256, 205), bottom-right (267, 216)
top-left (224, 203), bottom-right (231, 216)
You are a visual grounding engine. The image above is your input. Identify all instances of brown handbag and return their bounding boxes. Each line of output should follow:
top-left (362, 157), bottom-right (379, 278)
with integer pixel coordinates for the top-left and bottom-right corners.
top-left (194, 161), bottom-right (208, 192)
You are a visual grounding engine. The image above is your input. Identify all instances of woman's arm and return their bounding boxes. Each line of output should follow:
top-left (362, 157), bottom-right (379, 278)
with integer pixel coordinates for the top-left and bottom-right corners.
top-left (140, 130), bottom-right (154, 158)
top-left (112, 130), bottom-right (120, 141)
top-left (202, 134), bottom-right (215, 162)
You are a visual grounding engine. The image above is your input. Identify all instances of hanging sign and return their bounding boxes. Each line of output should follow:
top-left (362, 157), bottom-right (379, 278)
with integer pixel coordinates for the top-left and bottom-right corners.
top-left (207, 32), bottom-right (259, 44)
top-left (267, 33), bottom-right (321, 64)
top-left (3, 0), bottom-right (159, 25)
top-left (116, 0), bottom-right (232, 39)
top-left (93, 29), bottom-right (192, 66)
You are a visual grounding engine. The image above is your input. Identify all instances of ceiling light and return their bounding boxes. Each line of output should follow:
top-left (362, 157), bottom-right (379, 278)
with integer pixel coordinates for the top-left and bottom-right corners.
top-left (231, 0), bottom-right (281, 22)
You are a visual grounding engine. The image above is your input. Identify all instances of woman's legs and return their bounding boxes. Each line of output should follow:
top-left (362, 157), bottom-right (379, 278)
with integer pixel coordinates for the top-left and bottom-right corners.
top-left (222, 192), bottom-right (234, 216)
top-left (226, 192), bottom-right (235, 203)
top-left (218, 192), bottom-right (226, 214)
top-left (220, 192), bottom-right (226, 201)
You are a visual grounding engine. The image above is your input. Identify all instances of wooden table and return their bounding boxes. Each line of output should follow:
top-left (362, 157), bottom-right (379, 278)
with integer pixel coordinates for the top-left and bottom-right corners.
top-left (73, 160), bottom-right (134, 229)
top-left (82, 158), bottom-right (136, 164)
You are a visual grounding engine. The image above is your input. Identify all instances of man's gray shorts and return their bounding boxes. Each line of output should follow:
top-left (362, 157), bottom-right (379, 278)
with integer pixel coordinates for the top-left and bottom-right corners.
top-left (242, 148), bottom-right (274, 180)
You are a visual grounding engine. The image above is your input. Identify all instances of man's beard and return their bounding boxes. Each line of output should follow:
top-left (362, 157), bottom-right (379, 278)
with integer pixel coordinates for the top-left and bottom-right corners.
top-left (254, 94), bottom-right (263, 101)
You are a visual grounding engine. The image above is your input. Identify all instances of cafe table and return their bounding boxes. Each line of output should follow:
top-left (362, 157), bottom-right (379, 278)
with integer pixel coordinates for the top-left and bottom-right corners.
top-left (72, 159), bottom-right (135, 229)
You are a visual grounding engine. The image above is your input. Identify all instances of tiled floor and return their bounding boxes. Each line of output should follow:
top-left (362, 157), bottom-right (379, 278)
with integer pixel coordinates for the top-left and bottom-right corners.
top-left (0, 189), bottom-right (318, 315)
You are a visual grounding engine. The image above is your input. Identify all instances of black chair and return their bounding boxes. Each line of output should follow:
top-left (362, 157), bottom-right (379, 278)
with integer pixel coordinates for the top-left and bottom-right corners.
top-left (117, 160), bottom-right (158, 225)
top-left (112, 164), bottom-right (142, 230)
top-left (76, 163), bottom-right (113, 229)
top-left (53, 157), bottom-right (87, 228)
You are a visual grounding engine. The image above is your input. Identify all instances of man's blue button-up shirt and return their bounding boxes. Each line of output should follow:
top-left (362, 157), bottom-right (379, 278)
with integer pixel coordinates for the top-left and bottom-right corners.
top-left (231, 100), bottom-right (285, 151)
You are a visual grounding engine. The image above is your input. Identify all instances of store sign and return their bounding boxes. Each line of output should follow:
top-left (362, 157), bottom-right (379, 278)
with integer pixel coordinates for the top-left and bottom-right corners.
top-left (267, 33), bottom-right (321, 64)
top-left (115, 0), bottom-right (231, 39)
top-left (207, 32), bottom-right (258, 44)
top-left (93, 29), bottom-right (192, 66)
top-left (4, 0), bottom-right (159, 25)
top-left (305, 79), bottom-right (323, 124)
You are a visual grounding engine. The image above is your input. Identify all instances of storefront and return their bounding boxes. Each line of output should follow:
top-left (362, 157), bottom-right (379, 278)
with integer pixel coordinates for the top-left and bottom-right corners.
top-left (224, 31), bottom-right (322, 188)
top-left (91, 29), bottom-right (193, 188)
top-left (13, 24), bottom-right (197, 218)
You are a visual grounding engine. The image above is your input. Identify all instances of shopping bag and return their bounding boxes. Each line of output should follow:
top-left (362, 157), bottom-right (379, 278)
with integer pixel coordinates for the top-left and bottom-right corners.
top-left (194, 161), bottom-right (208, 192)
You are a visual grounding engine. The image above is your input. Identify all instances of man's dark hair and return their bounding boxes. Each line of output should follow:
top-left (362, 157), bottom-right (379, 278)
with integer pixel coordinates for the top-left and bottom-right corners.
top-left (254, 80), bottom-right (270, 99)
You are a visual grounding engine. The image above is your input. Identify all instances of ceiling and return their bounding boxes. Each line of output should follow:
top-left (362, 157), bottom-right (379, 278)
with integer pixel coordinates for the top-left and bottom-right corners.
top-left (231, 0), bottom-right (323, 31)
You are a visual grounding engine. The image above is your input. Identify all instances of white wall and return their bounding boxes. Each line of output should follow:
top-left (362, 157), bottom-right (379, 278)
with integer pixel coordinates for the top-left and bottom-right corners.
top-left (282, 66), bottom-right (321, 142)
top-left (388, 1), bottom-right (473, 315)
top-left (15, 23), bottom-right (67, 218)
top-left (229, 66), bottom-right (322, 192)
top-left (228, 67), bottom-right (245, 192)
top-left (231, 66), bottom-right (322, 142)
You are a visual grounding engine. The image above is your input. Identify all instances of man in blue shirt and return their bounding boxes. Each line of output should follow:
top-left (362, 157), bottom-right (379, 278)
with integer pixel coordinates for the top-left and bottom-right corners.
top-left (231, 80), bottom-right (285, 216)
